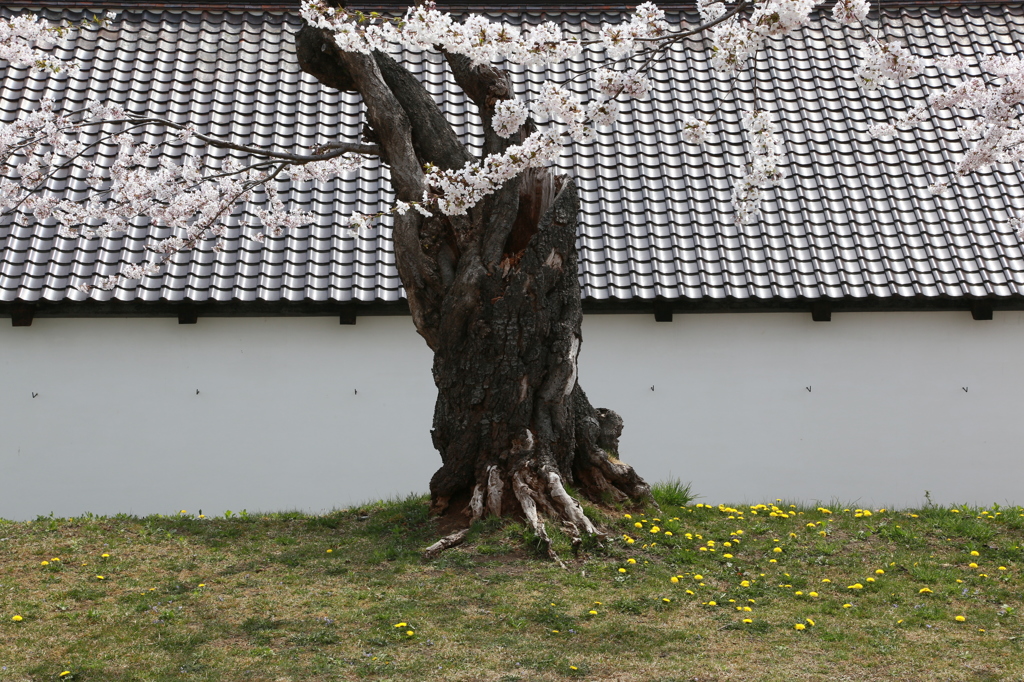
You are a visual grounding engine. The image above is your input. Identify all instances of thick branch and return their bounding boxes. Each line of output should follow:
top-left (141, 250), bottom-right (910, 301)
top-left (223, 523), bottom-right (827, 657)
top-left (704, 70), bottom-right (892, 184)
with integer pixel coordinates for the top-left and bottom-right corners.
top-left (373, 51), bottom-right (472, 172)
top-left (295, 23), bottom-right (357, 93)
top-left (296, 29), bottom-right (451, 348)
top-left (333, 50), bottom-right (423, 198)
top-left (443, 53), bottom-right (515, 159)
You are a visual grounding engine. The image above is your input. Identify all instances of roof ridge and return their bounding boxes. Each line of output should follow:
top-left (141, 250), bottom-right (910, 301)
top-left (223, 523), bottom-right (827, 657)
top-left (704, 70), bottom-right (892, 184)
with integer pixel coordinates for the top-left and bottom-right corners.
top-left (5, 0), bottom-right (1023, 9)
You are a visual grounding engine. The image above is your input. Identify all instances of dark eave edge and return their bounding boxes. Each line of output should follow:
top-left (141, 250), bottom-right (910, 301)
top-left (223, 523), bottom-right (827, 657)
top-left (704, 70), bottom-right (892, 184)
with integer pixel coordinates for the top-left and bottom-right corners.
top-left (1, 294), bottom-right (1022, 322)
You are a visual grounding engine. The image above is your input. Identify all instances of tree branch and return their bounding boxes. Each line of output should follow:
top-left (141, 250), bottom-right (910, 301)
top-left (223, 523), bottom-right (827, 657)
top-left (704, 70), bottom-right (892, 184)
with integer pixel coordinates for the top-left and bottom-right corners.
top-left (127, 118), bottom-right (380, 162)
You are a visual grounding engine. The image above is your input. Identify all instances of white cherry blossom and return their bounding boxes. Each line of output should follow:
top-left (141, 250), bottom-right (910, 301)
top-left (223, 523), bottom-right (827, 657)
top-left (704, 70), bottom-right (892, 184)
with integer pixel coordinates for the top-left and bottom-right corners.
top-left (831, 0), bottom-right (870, 26)
top-left (492, 99), bottom-right (529, 138)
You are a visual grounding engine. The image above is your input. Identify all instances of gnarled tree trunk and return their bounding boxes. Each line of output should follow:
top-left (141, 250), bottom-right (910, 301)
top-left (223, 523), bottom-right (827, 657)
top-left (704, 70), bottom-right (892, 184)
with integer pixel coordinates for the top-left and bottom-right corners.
top-left (295, 22), bottom-right (652, 558)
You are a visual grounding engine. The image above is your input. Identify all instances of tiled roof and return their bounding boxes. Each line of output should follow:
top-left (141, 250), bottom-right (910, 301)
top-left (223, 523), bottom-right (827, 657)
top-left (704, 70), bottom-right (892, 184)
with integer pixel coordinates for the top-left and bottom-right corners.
top-left (3, 3), bottom-right (1024, 310)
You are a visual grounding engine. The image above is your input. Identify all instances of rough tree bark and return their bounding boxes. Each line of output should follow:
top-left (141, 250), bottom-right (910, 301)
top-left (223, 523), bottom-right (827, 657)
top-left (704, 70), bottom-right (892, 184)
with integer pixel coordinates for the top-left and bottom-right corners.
top-left (295, 21), bottom-right (653, 559)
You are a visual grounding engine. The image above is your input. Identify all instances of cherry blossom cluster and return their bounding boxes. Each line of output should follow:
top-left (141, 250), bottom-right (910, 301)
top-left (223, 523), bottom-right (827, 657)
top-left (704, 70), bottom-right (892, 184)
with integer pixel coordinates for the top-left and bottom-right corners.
top-left (426, 130), bottom-right (563, 216)
top-left (710, 0), bottom-right (819, 73)
top-left (681, 116), bottom-right (713, 145)
top-left (831, 0), bottom-right (870, 26)
top-left (697, 0), bottom-right (729, 24)
top-left (0, 14), bottom-right (74, 73)
top-left (491, 100), bottom-right (529, 138)
top-left (854, 39), bottom-right (927, 90)
top-left (0, 12), bottom-right (116, 74)
top-left (732, 110), bottom-right (785, 226)
top-left (0, 98), bottom-right (366, 291)
top-left (301, 0), bottom-right (582, 66)
top-left (302, 0), bottom-right (674, 66)
top-left (596, 3), bottom-right (672, 59)
top-left (857, 42), bottom-right (1024, 234)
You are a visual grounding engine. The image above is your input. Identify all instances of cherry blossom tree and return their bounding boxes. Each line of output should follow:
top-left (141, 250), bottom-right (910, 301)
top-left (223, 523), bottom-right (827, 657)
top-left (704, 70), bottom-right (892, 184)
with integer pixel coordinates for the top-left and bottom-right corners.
top-left (2, 0), bottom-right (1019, 557)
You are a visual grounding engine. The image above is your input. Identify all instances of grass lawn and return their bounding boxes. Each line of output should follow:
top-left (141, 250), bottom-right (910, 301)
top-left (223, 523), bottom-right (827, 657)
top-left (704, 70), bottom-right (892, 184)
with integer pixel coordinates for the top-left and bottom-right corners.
top-left (1, 487), bottom-right (1022, 681)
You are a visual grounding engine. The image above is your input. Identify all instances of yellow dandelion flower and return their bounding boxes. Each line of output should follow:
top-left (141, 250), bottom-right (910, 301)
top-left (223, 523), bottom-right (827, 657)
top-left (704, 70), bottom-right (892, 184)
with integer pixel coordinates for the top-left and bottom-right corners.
top-left (969, 562), bottom-right (979, 568)
top-left (552, 630), bottom-right (559, 633)
top-left (624, 514), bottom-right (632, 519)
top-left (866, 578), bottom-right (876, 583)
top-left (875, 569), bottom-right (885, 575)
top-left (795, 591), bottom-right (803, 596)
top-left (693, 574), bottom-right (703, 580)
top-left (919, 587), bottom-right (932, 594)
top-left (999, 566), bottom-right (1008, 571)
top-left (955, 615), bottom-right (966, 622)
top-left (706, 601), bottom-right (717, 606)
top-left (769, 559), bottom-right (778, 563)
top-left (326, 549), bottom-right (333, 553)
top-left (588, 610), bottom-right (598, 615)
top-left (198, 583), bottom-right (206, 588)
top-left (96, 575), bottom-right (105, 580)
top-left (627, 558), bottom-right (636, 564)
top-left (742, 618), bottom-right (753, 623)
top-left (821, 578), bottom-right (831, 583)
top-left (843, 603), bottom-right (852, 608)
top-left (772, 547), bottom-right (783, 553)
top-left (670, 576), bottom-right (679, 583)
top-left (59, 672), bottom-right (71, 678)
top-left (723, 553), bottom-right (734, 558)
top-left (662, 598), bottom-right (671, 603)
top-left (743, 606), bottom-right (752, 611)
top-left (570, 666), bottom-right (578, 671)
top-left (970, 550), bottom-right (980, 557)
top-left (650, 526), bottom-right (660, 533)
top-left (848, 584), bottom-right (863, 590)
top-left (618, 568), bottom-right (627, 573)
top-left (101, 554), bottom-right (109, 558)
top-left (634, 522), bottom-right (643, 528)
top-left (11, 615), bottom-right (23, 622)
top-left (806, 618), bottom-right (815, 626)
top-left (40, 561), bottom-right (48, 566)
top-left (740, 580), bottom-right (750, 587)
top-left (685, 590), bottom-right (695, 595)
top-left (794, 623), bottom-right (806, 630)
top-left (394, 622), bottom-right (407, 628)
top-left (809, 592), bottom-right (819, 597)
top-left (406, 630), bottom-right (414, 636)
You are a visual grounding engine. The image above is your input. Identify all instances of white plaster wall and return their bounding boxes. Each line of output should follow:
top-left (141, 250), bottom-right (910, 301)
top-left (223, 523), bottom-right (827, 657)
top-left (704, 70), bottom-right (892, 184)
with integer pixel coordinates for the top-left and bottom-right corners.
top-left (0, 316), bottom-right (437, 521)
top-left (1, 311), bottom-right (1021, 519)
top-left (581, 311), bottom-right (1024, 510)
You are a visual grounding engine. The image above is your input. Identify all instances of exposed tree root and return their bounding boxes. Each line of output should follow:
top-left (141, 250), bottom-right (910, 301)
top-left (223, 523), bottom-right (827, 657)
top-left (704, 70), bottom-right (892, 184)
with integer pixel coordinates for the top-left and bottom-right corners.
top-left (422, 452), bottom-right (647, 565)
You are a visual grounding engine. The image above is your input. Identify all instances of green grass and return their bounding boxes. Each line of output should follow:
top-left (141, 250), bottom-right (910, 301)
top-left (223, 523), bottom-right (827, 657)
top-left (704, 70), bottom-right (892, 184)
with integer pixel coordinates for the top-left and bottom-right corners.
top-left (650, 478), bottom-right (696, 508)
top-left (1, 491), bottom-right (1022, 681)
